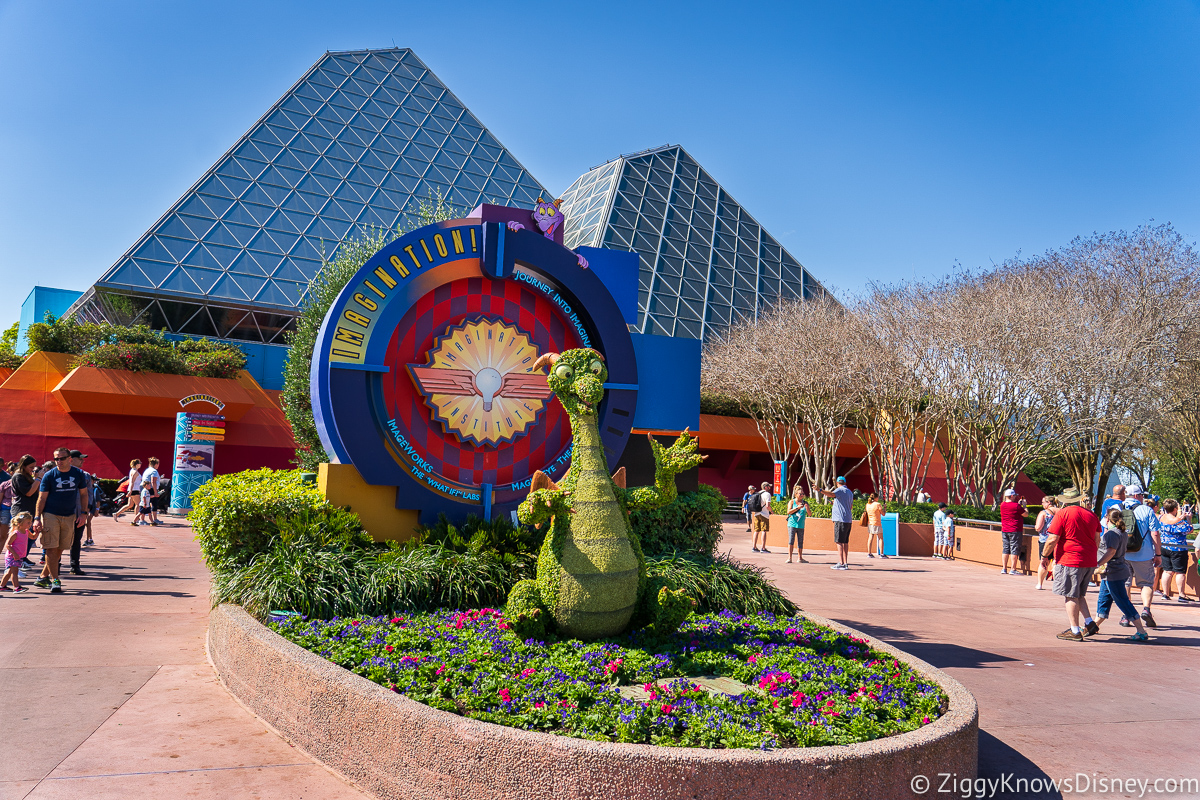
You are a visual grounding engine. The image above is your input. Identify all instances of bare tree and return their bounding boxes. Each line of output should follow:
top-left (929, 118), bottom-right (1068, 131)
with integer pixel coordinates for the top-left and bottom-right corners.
top-left (1029, 225), bottom-right (1200, 512)
top-left (852, 285), bottom-right (944, 503)
top-left (702, 299), bottom-right (870, 496)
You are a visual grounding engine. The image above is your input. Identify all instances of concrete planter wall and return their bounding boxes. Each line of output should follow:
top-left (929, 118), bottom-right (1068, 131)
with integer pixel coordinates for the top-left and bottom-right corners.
top-left (208, 604), bottom-right (978, 800)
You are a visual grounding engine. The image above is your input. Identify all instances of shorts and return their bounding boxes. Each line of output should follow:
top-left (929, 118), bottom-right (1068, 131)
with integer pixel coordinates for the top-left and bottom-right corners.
top-left (754, 515), bottom-right (770, 533)
top-left (934, 528), bottom-right (949, 547)
top-left (868, 524), bottom-right (881, 536)
top-left (0, 505), bottom-right (10, 525)
top-left (1001, 530), bottom-right (1022, 555)
top-left (40, 513), bottom-right (76, 550)
top-left (1053, 566), bottom-right (1095, 598)
top-left (1161, 549), bottom-right (1190, 573)
top-left (1127, 559), bottom-right (1155, 586)
top-left (5, 552), bottom-right (21, 570)
top-left (788, 527), bottom-right (804, 548)
top-left (833, 521), bottom-right (852, 544)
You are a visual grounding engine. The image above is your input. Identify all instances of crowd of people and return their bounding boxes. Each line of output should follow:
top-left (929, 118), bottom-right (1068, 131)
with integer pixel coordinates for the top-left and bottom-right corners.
top-left (0, 448), bottom-right (166, 595)
top-left (739, 478), bottom-right (1199, 642)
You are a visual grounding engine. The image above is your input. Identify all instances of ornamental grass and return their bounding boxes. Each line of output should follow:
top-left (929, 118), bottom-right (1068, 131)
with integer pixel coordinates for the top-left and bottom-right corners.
top-left (271, 609), bottom-right (945, 749)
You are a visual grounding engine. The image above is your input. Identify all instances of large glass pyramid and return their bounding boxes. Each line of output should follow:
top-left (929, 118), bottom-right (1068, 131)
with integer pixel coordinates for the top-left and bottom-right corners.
top-left (559, 145), bottom-right (828, 340)
top-left (71, 48), bottom-right (549, 343)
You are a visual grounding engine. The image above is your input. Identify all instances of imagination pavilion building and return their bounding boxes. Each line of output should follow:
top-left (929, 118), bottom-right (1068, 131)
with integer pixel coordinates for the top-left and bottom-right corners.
top-left (56, 47), bottom-right (825, 385)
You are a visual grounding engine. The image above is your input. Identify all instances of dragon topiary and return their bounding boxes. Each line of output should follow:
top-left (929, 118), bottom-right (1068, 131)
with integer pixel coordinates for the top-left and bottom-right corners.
top-left (505, 347), bottom-right (705, 641)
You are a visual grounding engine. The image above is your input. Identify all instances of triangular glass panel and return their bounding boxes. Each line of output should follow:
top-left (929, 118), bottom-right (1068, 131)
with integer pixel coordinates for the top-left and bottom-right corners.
top-left (208, 274), bottom-right (249, 301)
top-left (158, 267), bottom-right (203, 295)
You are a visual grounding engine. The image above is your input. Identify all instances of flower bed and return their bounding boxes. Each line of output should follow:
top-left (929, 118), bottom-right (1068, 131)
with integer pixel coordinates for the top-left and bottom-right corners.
top-left (269, 608), bottom-right (945, 749)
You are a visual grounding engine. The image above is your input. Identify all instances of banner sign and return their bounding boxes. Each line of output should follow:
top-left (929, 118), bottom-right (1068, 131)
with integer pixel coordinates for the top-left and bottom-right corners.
top-left (773, 460), bottom-right (787, 498)
top-left (169, 411), bottom-right (224, 513)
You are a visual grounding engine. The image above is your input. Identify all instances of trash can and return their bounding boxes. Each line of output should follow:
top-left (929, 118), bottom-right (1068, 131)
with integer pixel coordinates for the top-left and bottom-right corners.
top-left (882, 512), bottom-right (900, 556)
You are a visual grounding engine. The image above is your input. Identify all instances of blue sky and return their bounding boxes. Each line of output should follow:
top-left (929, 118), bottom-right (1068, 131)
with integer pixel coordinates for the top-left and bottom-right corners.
top-left (2, 0), bottom-right (1199, 325)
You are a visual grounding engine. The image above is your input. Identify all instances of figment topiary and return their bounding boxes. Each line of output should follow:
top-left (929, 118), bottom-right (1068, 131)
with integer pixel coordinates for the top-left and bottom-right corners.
top-left (507, 348), bottom-right (705, 640)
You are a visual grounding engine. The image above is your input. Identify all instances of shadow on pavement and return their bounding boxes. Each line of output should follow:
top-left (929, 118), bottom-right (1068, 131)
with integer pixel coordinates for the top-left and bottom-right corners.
top-left (829, 618), bottom-right (1018, 668)
top-left (978, 730), bottom-right (1063, 799)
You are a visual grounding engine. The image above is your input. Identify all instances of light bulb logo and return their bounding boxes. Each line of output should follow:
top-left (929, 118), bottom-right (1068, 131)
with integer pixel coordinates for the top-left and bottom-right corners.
top-left (475, 367), bottom-right (502, 411)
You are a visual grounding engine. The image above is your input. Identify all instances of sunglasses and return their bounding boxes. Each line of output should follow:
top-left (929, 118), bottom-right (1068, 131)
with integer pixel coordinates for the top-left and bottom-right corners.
top-left (53, 456), bottom-right (70, 461)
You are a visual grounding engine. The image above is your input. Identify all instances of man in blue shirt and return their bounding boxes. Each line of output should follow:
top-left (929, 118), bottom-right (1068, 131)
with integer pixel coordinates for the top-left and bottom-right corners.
top-left (33, 446), bottom-right (89, 594)
top-left (1099, 485), bottom-right (1125, 521)
top-left (1120, 485), bottom-right (1161, 629)
top-left (819, 476), bottom-right (855, 570)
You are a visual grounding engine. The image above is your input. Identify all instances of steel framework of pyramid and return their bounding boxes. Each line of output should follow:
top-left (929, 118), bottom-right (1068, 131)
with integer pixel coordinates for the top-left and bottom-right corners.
top-left (69, 48), bottom-right (550, 344)
top-left (558, 145), bottom-right (829, 340)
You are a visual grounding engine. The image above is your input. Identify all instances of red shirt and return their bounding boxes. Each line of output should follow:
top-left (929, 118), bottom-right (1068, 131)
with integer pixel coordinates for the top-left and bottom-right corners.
top-left (999, 502), bottom-right (1025, 533)
top-left (1047, 505), bottom-right (1101, 568)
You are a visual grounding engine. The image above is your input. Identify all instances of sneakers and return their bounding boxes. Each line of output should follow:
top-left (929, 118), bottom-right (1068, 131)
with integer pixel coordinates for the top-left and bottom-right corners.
top-left (50, 579), bottom-right (62, 594)
top-left (1141, 610), bottom-right (1157, 628)
top-left (34, 577), bottom-right (51, 589)
top-left (1083, 620), bottom-right (1100, 637)
top-left (20, 558), bottom-right (34, 567)
top-left (1128, 631), bottom-right (1150, 642)
top-left (69, 567), bottom-right (86, 576)
top-left (867, 553), bottom-right (875, 558)
top-left (761, 548), bottom-right (771, 554)
top-left (752, 547), bottom-right (761, 553)
top-left (84, 538), bottom-right (94, 545)
top-left (879, 553), bottom-right (889, 559)
top-left (1177, 596), bottom-right (1192, 604)
top-left (1056, 629), bottom-right (1083, 641)
top-left (1118, 616), bottom-right (1133, 627)
top-left (830, 564), bottom-right (849, 570)
top-left (1001, 570), bottom-right (1009, 575)
top-left (12, 587), bottom-right (28, 594)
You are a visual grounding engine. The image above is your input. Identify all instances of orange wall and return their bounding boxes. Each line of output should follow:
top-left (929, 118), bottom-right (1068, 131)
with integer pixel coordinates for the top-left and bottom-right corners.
top-left (0, 353), bottom-right (295, 479)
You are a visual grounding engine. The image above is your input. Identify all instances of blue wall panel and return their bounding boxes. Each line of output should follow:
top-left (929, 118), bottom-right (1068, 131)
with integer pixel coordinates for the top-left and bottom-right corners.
top-left (629, 333), bottom-right (700, 432)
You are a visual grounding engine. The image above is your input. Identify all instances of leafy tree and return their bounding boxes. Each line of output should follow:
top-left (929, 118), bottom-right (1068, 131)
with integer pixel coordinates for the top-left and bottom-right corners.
top-left (0, 322), bottom-right (18, 352)
top-left (282, 191), bottom-right (462, 469)
top-left (1023, 454), bottom-right (1072, 497)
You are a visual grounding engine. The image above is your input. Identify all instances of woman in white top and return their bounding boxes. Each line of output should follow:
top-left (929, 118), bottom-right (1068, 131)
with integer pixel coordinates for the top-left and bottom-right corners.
top-left (113, 459), bottom-right (143, 521)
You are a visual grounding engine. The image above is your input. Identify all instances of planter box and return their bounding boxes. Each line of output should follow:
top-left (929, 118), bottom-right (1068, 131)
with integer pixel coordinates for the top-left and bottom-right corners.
top-left (209, 605), bottom-right (978, 800)
top-left (52, 366), bottom-right (256, 420)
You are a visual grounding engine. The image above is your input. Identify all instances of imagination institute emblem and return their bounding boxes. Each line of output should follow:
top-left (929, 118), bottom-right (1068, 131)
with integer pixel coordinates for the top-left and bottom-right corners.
top-left (407, 318), bottom-right (555, 446)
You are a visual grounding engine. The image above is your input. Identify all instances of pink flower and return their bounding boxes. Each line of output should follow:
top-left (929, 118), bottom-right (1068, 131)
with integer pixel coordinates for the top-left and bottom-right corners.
top-left (604, 659), bottom-right (622, 674)
top-left (660, 704), bottom-right (674, 714)
top-left (791, 693), bottom-right (806, 708)
top-left (534, 701), bottom-right (546, 709)
top-left (384, 645), bottom-right (394, 653)
top-left (921, 716), bottom-right (931, 725)
top-left (747, 654), bottom-right (758, 664)
top-left (435, 667), bottom-right (445, 676)
top-left (390, 617), bottom-right (403, 624)
top-left (498, 689), bottom-right (512, 703)
top-left (350, 620), bottom-right (360, 627)
top-left (520, 668), bottom-right (536, 678)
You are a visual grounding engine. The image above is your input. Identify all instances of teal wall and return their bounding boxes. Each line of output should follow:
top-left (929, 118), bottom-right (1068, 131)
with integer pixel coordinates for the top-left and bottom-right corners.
top-left (18, 287), bottom-right (84, 354)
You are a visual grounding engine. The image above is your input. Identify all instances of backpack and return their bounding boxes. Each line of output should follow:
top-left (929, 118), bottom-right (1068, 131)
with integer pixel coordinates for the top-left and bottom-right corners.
top-left (748, 492), bottom-right (763, 513)
top-left (1123, 505), bottom-right (1143, 553)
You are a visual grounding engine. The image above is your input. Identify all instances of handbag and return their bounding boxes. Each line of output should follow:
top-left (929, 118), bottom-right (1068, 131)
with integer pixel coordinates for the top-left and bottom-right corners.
top-left (859, 510), bottom-right (869, 528)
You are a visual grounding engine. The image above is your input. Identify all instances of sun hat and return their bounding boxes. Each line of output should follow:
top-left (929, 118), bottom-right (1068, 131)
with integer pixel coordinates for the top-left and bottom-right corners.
top-left (1054, 487), bottom-right (1089, 506)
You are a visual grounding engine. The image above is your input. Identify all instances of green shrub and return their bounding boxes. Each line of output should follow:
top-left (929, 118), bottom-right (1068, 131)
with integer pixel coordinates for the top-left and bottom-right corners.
top-left (411, 512), bottom-right (544, 572)
top-left (646, 551), bottom-right (798, 616)
top-left (630, 484), bottom-right (725, 557)
top-left (71, 339), bottom-right (245, 379)
top-left (180, 347), bottom-right (246, 378)
top-left (0, 350), bottom-right (22, 369)
top-left (191, 468), bottom-right (334, 570)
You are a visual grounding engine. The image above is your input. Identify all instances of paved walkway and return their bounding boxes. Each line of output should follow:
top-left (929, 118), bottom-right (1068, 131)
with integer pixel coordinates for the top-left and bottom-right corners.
top-left (4, 516), bottom-right (1197, 799)
top-left (0, 515), bottom-right (366, 800)
top-left (722, 522), bottom-right (1200, 794)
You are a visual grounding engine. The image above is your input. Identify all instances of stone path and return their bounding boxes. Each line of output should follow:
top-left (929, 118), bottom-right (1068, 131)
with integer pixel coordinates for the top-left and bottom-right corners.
top-left (722, 522), bottom-right (1200, 796)
top-left (0, 515), bottom-right (366, 800)
top-left (5, 514), bottom-right (1197, 799)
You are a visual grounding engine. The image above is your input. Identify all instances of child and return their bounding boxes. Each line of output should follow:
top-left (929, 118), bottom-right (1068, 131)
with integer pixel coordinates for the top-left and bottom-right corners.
top-left (2, 512), bottom-right (34, 593)
top-left (941, 510), bottom-right (956, 560)
top-left (132, 483), bottom-right (153, 526)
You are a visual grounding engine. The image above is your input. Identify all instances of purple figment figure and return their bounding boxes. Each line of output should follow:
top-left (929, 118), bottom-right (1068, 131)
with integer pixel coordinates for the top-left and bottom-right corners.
top-left (505, 196), bottom-right (589, 269)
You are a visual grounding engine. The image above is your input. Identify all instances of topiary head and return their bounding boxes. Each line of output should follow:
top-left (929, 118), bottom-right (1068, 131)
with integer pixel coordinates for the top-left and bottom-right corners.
top-left (533, 348), bottom-right (607, 417)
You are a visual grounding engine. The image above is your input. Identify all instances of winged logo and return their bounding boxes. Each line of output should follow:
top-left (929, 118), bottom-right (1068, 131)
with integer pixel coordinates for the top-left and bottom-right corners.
top-left (407, 318), bottom-right (554, 445)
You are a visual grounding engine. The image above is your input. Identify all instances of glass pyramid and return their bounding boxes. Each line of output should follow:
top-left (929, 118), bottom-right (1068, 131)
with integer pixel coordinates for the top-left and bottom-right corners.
top-left (71, 48), bottom-right (549, 343)
top-left (559, 145), bottom-right (827, 340)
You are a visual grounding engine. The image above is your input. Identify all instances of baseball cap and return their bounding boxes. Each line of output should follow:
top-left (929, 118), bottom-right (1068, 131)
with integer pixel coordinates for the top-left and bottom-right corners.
top-left (1004, 488), bottom-right (1016, 497)
top-left (69, 450), bottom-right (87, 459)
top-left (836, 476), bottom-right (847, 484)
top-left (1127, 484), bottom-right (1144, 496)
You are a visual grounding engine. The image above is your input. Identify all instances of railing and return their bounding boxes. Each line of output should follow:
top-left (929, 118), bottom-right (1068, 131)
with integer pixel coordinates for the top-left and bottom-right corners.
top-left (955, 518), bottom-right (1037, 533)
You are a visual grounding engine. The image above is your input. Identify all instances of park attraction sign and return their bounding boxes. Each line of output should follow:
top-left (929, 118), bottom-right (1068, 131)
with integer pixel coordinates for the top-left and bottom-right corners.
top-left (312, 208), bottom-right (639, 523)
